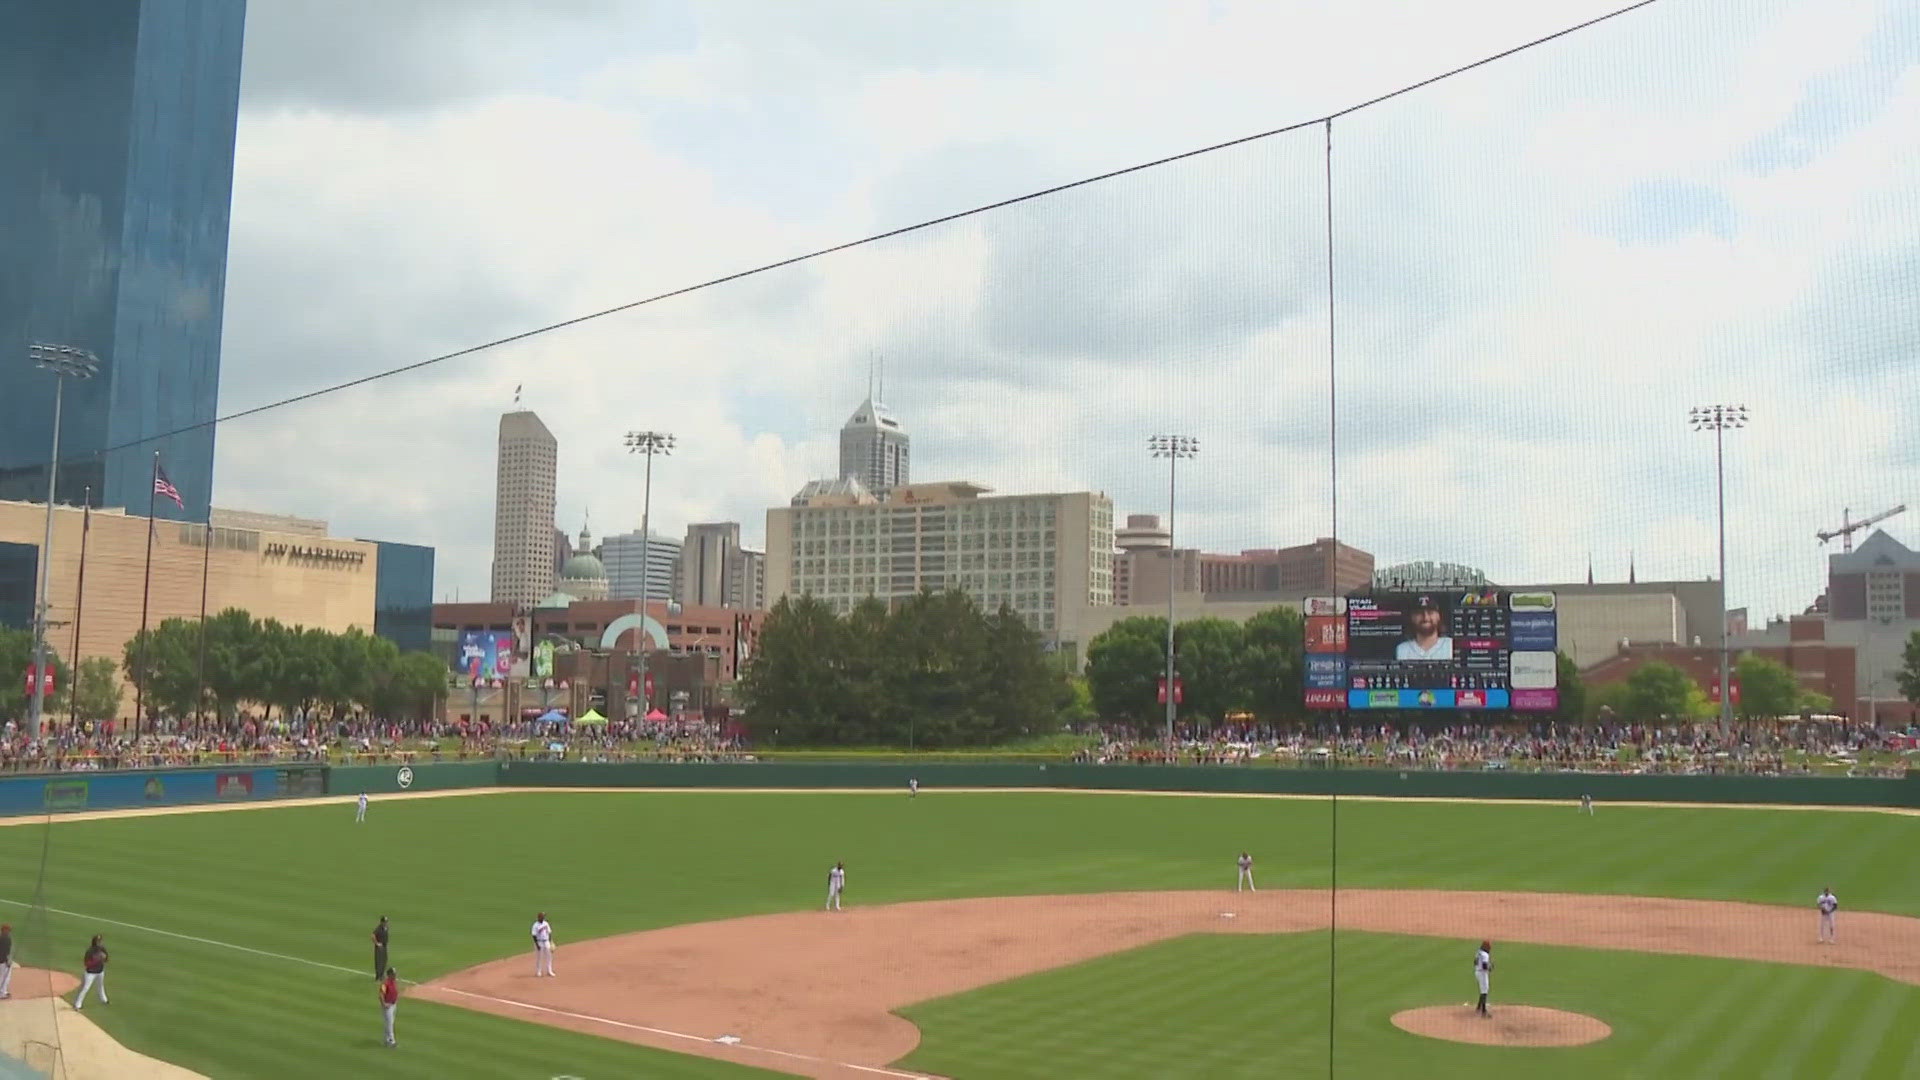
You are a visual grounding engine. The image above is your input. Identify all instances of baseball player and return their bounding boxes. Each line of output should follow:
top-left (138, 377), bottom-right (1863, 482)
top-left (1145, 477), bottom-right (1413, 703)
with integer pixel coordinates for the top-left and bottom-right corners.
top-left (1236, 852), bottom-right (1256, 892)
top-left (74, 935), bottom-right (108, 1010)
top-left (0, 923), bottom-right (13, 999)
top-left (1580, 794), bottom-right (1593, 815)
top-left (531, 912), bottom-right (556, 977)
top-left (1473, 940), bottom-right (1493, 1017)
top-left (378, 966), bottom-right (400, 1047)
top-left (371, 916), bottom-right (390, 980)
top-left (356, 792), bottom-right (369, 823)
top-left (908, 778), bottom-right (918, 798)
top-left (826, 862), bottom-right (845, 911)
top-left (1817, 887), bottom-right (1839, 943)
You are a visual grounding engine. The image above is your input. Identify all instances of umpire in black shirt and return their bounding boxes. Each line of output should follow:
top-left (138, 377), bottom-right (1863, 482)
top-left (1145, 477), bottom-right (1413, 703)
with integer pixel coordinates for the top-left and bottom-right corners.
top-left (371, 917), bottom-right (390, 981)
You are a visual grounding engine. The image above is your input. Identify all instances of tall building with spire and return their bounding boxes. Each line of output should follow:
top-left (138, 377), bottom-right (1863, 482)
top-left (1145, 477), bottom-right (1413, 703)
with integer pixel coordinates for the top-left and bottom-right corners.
top-left (490, 410), bottom-right (558, 606)
top-left (838, 386), bottom-right (909, 498)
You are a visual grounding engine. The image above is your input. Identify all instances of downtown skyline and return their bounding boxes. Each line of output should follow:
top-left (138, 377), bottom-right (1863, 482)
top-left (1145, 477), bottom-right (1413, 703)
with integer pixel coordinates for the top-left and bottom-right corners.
top-left (166, 0), bottom-right (1910, 623)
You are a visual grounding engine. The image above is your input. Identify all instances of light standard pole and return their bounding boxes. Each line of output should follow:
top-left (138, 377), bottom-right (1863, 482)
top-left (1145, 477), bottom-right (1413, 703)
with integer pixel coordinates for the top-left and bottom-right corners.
top-left (1690, 404), bottom-right (1747, 734)
top-left (624, 430), bottom-right (674, 718)
top-left (1149, 435), bottom-right (1198, 754)
top-left (27, 344), bottom-right (100, 737)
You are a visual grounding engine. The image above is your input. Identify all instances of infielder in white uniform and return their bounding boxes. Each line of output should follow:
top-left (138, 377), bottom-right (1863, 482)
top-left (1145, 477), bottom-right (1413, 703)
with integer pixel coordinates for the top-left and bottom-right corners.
top-left (356, 792), bottom-right (368, 823)
top-left (1473, 940), bottom-right (1493, 1017)
top-left (531, 912), bottom-right (556, 976)
top-left (1236, 852), bottom-right (1256, 892)
top-left (1817, 888), bottom-right (1839, 943)
top-left (826, 862), bottom-right (846, 911)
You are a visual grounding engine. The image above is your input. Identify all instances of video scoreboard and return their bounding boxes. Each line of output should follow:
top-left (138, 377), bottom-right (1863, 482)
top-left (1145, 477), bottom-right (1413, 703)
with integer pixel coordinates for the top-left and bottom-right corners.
top-left (1302, 590), bottom-right (1560, 711)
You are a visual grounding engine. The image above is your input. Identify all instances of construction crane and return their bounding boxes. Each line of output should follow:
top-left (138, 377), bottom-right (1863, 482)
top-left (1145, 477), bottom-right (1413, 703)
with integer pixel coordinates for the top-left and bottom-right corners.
top-left (1817, 505), bottom-right (1907, 552)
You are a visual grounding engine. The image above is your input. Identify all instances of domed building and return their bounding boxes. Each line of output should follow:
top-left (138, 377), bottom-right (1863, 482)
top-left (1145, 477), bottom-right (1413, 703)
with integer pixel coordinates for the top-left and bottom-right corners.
top-left (557, 521), bottom-right (610, 602)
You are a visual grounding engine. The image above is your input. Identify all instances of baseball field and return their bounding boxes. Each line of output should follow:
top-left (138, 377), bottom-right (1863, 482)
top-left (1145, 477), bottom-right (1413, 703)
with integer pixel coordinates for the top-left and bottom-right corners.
top-left (2, 786), bottom-right (1919, 1079)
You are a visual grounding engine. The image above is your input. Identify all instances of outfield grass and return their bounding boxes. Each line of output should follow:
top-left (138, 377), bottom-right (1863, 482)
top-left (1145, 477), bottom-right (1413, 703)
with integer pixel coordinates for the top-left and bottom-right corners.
top-left (900, 931), bottom-right (1920, 1079)
top-left (0, 790), bottom-right (1914, 1077)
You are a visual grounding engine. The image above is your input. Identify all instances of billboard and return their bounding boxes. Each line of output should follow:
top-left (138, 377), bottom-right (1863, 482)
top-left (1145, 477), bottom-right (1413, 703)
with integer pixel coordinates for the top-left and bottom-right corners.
top-left (1302, 590), bottom-right (1558, 711)
top-left (533, 640), bottom-right (555, 680)
top-left (455, 631), bottom-right (517, 681)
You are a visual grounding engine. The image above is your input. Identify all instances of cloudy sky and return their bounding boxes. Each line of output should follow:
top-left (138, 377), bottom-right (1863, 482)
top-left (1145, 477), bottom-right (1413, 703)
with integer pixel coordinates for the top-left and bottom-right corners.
top-left (212, 0), bottom-right (1918, 621)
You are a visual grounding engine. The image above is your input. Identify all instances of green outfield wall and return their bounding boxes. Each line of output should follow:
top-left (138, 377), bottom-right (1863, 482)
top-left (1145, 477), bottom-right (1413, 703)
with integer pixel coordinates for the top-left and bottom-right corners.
top-left (326, 760), bottom-right (499, 795)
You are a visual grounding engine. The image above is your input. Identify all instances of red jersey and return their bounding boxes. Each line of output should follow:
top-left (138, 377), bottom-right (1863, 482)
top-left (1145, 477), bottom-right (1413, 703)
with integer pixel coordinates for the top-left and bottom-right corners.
top-left (83, 946), bottom-right (108, 973)
top-left (380, 976), bottom-right (399, 1005)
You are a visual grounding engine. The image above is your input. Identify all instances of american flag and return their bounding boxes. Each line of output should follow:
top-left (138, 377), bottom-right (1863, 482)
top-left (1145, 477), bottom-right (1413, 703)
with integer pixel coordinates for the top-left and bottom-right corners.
top-left (154, 464), bottom-right (184, 509)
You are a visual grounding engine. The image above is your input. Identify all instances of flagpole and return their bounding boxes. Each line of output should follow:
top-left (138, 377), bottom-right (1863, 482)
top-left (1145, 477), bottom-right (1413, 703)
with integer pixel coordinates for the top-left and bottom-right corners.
top-left (134, 451), bottom-right (159, 738)
top-left (68, 487), bottom-right (91, 731)
top-left (195, 516), bottom-right (212, 736)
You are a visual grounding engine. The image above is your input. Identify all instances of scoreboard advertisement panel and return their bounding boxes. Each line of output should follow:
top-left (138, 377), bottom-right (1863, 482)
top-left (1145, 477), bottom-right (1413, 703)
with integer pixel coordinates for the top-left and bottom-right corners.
top-left (1302, 590), bottom-right (1558, 711)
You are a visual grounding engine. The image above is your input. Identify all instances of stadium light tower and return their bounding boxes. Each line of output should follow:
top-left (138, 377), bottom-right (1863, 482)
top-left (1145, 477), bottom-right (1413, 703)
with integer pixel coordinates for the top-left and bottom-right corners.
top-left (624, 430), bottom-right (675, 714)
top-left (1690, 404), bottom-right (1747, 734)
top-left (1149, 435), bottom-right (1198, 753)
top-left (27, 343), bottom-right (100, 738)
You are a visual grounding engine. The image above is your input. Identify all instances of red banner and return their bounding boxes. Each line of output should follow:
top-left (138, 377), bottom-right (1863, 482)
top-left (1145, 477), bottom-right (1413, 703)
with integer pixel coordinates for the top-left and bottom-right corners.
top-left (1304, 688), bottom-right (1345, 710)
top-left (1156, 677), bottom-right (1184, 705)
top-left (215, 773), bottom-right (254, 799)
top-left (1708, 676), bottom-right (1743, 705)
top-left (627, 672), bottom-right (639, 697)
top-left (22, 664), bottom-right (55, 697)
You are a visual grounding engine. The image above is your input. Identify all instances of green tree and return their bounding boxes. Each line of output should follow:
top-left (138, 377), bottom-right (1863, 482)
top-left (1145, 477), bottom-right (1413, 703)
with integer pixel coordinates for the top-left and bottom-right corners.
top-left (67, 656), bottom-right (123, 722)
top-left (1553, 651), bottom-right (1587, 721)
top-left (1236, 607), bottom-right (1304, 722)
top-left (1899, 631), bottom-right (1920, 708)
top-left (1084, 616), bottom-right (1168, 726)
top-left (1586, 679), bottom-right (1629, 720)
top-left (981, 601), bottom-right (1058, 743)
top-left (1173, 617), bottom-right (1246, 725)
top-left (1621, 661), bottom-right (1700, 720)
top-left (0, 627), bottom-right (69, 723)
top-left (122, 618), bottom-right (202, 722)
top-left (738, 595), bottom-right (850, 745)
top-left (1733, 653), bottom-right (1802, 720)
top-left (198, 607), bottom-right (259, 722)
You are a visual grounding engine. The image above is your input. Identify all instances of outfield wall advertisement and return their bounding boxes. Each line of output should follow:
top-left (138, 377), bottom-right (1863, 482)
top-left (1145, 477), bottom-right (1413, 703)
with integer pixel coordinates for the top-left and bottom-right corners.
top-left (0, 767), bottom-right (293, 816)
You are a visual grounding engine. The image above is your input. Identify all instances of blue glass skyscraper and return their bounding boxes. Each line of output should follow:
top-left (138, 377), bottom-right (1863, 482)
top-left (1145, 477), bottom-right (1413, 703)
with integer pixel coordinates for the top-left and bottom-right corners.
top-left (0, 0), bottom-right (246, 524)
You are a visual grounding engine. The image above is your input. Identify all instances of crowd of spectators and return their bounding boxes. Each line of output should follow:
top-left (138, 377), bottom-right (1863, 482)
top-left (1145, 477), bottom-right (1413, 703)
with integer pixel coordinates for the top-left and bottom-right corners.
top-left (1072, 717), bottom-right (1914, 776)
top-left (0, 712), bottom-right (1910, 777)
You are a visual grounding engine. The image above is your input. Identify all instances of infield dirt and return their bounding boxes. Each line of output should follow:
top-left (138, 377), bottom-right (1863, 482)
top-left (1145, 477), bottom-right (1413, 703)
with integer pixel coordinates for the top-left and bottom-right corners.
top-left (418, 888), bottom-right (1920, 1079)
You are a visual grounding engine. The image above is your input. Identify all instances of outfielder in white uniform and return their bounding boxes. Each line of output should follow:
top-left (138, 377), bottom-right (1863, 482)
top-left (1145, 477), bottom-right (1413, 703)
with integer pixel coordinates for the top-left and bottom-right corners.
top-left (1580, 794), bottom-right (1593, 816)
top-left (909, 778), bottom-right (918, 798)
top-left (1817, 888), bottom-right (1838, 944)
top-left (1474, 941), bottom-right (1493, 1017)
top-left (531, 913), bottom-right (556, 976)
top-left (826, 862), bottom-right (846, 911)
top-left (1236, 852), bottom-right (1256, 892)
top-left (356, 793), bottom-right (368, 823)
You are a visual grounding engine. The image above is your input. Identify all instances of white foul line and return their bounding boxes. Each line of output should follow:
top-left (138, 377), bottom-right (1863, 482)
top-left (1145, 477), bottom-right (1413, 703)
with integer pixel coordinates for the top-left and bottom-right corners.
top-left (0, 896), bottom-right (934, 1080)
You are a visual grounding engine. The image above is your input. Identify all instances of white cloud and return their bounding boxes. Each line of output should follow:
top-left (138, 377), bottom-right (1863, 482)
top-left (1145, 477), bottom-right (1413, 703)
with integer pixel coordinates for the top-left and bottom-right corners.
top-left (213, 0), bottom-right (1920, 624)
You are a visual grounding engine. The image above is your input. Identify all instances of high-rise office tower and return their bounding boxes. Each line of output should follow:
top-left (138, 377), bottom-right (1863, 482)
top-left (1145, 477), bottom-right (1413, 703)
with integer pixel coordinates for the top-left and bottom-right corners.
top-left (838, 395), bottom-right (908, 498)
top-left (490, 411), bottom-right (558, 607)
top-left (0, 0), bottom-right (247, 523)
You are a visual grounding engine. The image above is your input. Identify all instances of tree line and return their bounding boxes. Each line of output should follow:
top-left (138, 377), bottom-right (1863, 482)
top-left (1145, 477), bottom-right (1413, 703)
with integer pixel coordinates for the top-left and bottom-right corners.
top-left (120, 608), bottom-right (448, 723)
top-left (0, 629), bottom-right (122, 723)
top-left (737, 592), bottom-right (1069, 746)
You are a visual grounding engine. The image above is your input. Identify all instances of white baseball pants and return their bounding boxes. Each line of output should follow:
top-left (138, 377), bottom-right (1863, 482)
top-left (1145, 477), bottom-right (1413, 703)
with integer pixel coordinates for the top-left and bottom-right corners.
top-left (535, 942), bottom-right (555, 976)
top-left (383, 1002), bottom-right (396, 1045)
top-left (826, 886), bottom-right (842, 911)
top-left (1820, 911), bottom-right (1836, 941)
top-left (76, 971), bottom-right (106, 1008)
top-left (1237, 868), bottom-right (1256, 892)
top-left (0, 961), bottom-right (13, 997)
top-left (1475, 970), bottom-right (1490, 996)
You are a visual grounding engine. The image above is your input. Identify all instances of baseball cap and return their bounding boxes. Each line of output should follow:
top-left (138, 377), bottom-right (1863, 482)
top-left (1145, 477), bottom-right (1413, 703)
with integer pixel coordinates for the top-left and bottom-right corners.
top-left (1414, 595), bottom-right (1439, 610)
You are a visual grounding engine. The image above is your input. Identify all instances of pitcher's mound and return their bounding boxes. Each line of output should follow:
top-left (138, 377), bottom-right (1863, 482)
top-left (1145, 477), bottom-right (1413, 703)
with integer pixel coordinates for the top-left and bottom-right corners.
top-left (1391, 1004), bottom-right (1610, 1047)
top-left (1, 968), bottom-right (79, 1001)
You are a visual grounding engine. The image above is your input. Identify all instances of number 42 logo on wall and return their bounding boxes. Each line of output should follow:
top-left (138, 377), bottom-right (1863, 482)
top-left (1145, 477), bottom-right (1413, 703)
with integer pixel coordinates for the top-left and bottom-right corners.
top-left (396, 766), bottom-right (415, 790)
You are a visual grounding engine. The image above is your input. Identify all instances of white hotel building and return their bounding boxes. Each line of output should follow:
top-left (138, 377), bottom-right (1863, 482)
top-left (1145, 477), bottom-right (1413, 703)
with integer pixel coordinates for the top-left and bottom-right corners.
top-left (765, 479), bottom-right (1114, 640)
